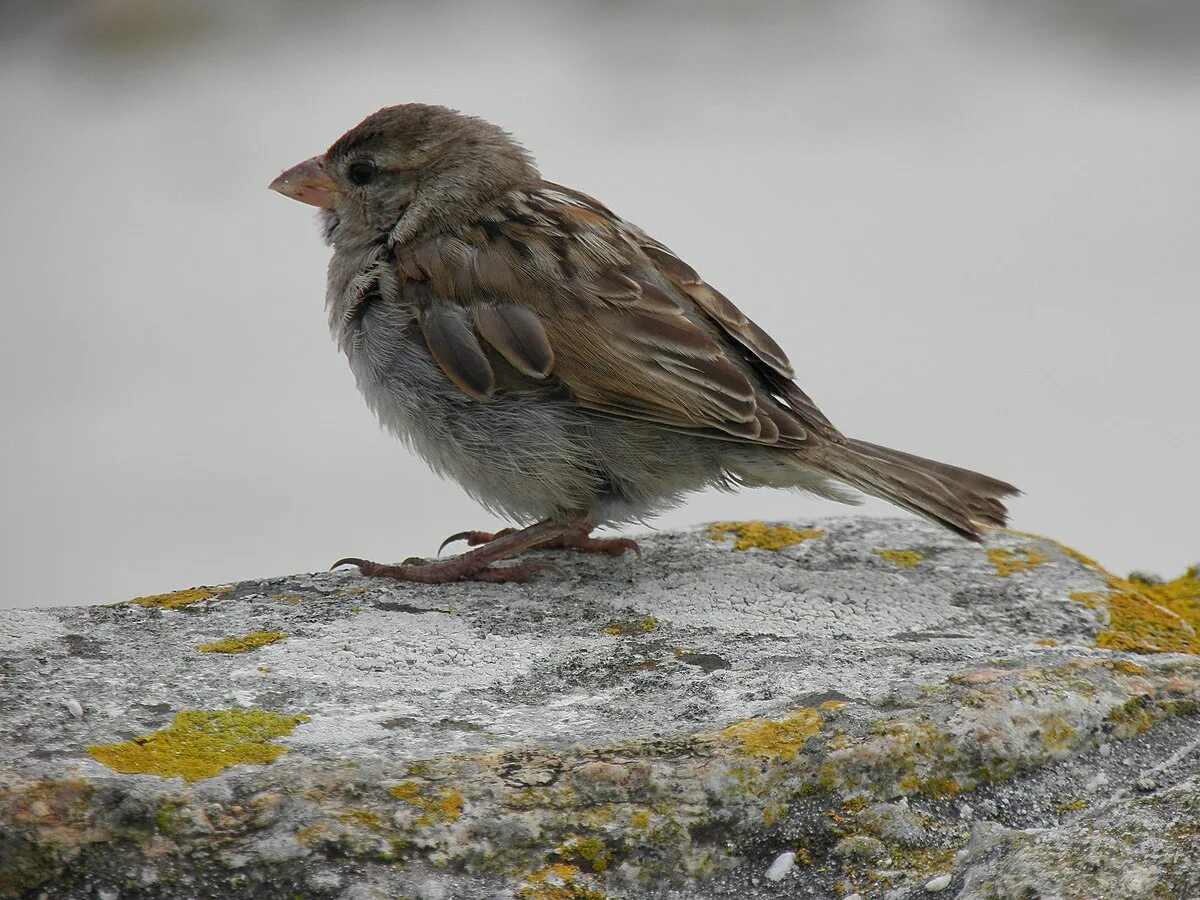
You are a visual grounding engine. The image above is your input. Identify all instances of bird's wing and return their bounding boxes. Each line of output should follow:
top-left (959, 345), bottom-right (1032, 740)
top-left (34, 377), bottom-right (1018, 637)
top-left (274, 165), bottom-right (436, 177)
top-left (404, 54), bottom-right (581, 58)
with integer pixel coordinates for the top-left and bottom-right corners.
top-left (390, 182), bottom-right (843, 446)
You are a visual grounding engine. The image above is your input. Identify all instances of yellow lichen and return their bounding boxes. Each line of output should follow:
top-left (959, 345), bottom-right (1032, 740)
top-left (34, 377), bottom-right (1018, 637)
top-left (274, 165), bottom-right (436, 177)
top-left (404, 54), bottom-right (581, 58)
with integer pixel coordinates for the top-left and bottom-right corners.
top-left (721, 707), bottom-right (822, 760)
top-left (555, 834), bottom-right (613, 873)
top-left (270, 593), bottom-right (301, 604)
top-left (388, 780), bottom-right (464, 825)
top-left (518, 863), bottom-right (605, 900)
top-left (1097, 568), bottom-right (1200, 655)
top-left (129, 585), bottom-right (229, 609)
top-left (630, 810), bottom-right (651, 830)
top-left (874, 549), bottom-right (924, 568)
top-left (987, 547), bottom-right (1049, 577)
top-left (196, 630), bottom-right (287, 654)
top-left (1069, 591), bottom-right (1105, 610)
top-left (999, 530), bottom-right (1200, 656)
top-left (1035, 639), bottom-right (1059, 647)
top-left (762, 801), bottom-right (787, 825)
top-left (1056, 797), bottom-right (1088, 813)
top-left (1105, 660), bottom-right (1150, 676)
top-left (87, 708), bottom-right (309, 781)
top-left (388, 781), bottom-right (421, 801)
top-left (707, 521), bottom-right (824, 551)
top-left (337, 807), bottom-right (384, 828)
top-left (295, 822), bottom-right (333, 847)
top-left (601, 616), bottom-right (658, 636)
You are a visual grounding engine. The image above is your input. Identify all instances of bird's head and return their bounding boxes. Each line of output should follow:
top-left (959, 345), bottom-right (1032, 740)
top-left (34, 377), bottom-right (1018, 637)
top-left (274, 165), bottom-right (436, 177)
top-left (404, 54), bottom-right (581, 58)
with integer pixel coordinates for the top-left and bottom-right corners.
top-left (269, 103), bottom-right (538, 246)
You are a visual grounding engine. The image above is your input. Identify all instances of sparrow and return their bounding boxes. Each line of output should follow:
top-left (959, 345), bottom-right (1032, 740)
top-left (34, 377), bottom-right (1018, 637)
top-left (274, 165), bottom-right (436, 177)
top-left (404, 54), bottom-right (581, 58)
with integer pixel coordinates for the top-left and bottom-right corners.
top-left (269, 103), bottom-right (1018, 583)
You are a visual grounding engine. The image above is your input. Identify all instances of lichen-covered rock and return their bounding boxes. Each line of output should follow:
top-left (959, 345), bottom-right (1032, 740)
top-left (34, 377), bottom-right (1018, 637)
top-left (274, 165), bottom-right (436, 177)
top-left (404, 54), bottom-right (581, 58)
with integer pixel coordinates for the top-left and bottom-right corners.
top-left (0, 517), bottom-right (1197, 899)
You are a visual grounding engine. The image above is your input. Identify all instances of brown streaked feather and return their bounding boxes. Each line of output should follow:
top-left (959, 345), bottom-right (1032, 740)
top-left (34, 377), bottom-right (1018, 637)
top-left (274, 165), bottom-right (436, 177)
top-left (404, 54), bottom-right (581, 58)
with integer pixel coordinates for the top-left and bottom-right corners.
top-left (759, 398), bottom-right (809, 442)
top-left (683, 282), bottom-right (795, 379)
top-left (547, 321), bottom-right (760, 436)
top-left (642, 246), bottom-right (800, 384)
top-left (781, 384), bottom-right (839, 436)
top-left (754, 409), bottom-right (781, 444)
top-left (420, 306), bottom-right (496, 400)
top-left (640, 243), bottom-right (701, 285)
top-left (634, 280), bottom-right (687, 315)
top-left (475, 303), bottom-right (555, 378)
top-left (394, 184), bottom-right (832, 447)
top-left (580, 396), bottom-right (765, 441)
top-left (591, 270), bottom-right (642, 300)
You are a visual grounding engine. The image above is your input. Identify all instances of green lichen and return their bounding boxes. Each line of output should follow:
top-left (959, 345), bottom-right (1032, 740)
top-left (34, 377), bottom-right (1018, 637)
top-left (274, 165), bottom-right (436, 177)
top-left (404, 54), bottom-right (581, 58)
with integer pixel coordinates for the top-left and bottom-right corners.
top-left (987, 547), bottom-right (1049, 577)
top-left (1107, 697), bottom-right (1157, 737)
top-left (87, 708), bottom-right (309, 781)
top-left (720, 707), bottom-right (822, 760)
top-left (874, 548), bottom-right (924, 568)
top-left (154, 799), bottom-right (185, 837)
top-left (0, 779), bottom-right (96, 896)
top-left (1039, 713), bottom-right (1077, 751)
top-left (195, 630), bottom-right (287, 654)
top-left (129, 585), bottom-right (229, 609)
top-left (819, 716), bottom-right (968, 800)
top-left (707, 521), bottom-right (824, 551)
top-left (601, 616), bottom-right (658, 636)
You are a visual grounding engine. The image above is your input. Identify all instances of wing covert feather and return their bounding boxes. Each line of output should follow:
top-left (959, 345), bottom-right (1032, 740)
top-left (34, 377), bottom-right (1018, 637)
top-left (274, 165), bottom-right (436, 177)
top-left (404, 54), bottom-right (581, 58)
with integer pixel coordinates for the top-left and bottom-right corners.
top-left (393, 184), bottom-right (837, 445)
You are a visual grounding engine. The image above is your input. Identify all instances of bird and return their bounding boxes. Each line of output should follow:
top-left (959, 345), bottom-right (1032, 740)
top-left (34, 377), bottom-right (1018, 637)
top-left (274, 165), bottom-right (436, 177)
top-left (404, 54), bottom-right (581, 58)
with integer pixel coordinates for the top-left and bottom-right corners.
top-left (269, 103), bottom-right (1018, 583)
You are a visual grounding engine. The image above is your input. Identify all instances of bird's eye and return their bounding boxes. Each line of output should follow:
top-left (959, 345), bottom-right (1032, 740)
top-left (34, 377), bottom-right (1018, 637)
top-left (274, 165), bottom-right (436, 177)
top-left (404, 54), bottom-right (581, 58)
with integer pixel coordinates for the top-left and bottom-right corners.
top-left (347, 161), bottom-right (376, 186)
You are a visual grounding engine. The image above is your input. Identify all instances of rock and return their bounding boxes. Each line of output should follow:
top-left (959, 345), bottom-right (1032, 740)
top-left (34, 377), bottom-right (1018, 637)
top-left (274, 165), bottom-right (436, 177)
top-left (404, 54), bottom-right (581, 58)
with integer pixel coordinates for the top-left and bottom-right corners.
top-left (923, 873), bottom-right (952, 892)
top-left (0, 517), bottom-right (1198, 900)
top-left (765, 851), bottom-right (795, 882)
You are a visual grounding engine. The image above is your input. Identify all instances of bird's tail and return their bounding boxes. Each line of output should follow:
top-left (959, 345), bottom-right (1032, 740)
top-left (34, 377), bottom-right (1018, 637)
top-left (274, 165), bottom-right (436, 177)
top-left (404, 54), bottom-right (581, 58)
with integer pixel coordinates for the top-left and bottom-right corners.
top-left (818, 439), bottom-right (1019, 541)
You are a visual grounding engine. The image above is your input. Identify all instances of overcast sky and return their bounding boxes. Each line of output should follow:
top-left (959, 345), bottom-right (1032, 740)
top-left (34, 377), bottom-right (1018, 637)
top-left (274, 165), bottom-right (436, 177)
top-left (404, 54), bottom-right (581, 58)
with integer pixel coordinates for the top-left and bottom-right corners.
top-left (1, 0), bottom-right (1197, 608)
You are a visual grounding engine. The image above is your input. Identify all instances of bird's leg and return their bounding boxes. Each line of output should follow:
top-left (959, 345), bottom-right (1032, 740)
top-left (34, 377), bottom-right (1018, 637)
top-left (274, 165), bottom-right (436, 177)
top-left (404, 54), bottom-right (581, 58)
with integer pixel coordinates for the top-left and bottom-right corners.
top-left (333, 519), bottom-right (580, 584)
top-left (439, 525), bottom-right (641, 558)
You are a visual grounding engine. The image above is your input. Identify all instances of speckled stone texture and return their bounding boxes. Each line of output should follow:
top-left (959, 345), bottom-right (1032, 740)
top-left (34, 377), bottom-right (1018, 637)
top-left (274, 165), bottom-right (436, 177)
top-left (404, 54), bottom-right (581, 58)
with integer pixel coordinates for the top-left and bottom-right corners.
top-left (1, 517), bottom-right (1197, 900)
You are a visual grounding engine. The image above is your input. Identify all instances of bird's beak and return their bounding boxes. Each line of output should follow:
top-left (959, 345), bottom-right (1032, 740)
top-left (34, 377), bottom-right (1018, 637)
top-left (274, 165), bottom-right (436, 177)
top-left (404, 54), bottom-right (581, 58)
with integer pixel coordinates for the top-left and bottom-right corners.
top-left (268, 156), bottom-right (340, 208)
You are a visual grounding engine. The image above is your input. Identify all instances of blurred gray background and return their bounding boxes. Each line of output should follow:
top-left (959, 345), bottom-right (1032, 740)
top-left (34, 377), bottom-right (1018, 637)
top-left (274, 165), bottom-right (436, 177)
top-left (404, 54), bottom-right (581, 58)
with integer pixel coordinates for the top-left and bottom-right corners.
top-left (1, 0), bottom-right (1197, 609)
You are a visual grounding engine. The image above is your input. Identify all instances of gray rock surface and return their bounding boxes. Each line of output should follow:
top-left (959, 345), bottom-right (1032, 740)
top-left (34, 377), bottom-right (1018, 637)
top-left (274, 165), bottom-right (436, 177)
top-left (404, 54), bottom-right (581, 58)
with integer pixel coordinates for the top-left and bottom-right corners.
top-left (1, 517), bottom-right (1198, 899)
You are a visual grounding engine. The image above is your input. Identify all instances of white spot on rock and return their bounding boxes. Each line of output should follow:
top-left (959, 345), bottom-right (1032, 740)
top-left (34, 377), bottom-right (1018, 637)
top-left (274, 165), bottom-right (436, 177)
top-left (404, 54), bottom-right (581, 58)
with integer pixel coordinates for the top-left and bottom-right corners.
top-left (765, 851), bottom-right (795, 881)
top-left (64, 698), bottom-right (83, 718)
top-left (925, 873), bottom-right (952, 892)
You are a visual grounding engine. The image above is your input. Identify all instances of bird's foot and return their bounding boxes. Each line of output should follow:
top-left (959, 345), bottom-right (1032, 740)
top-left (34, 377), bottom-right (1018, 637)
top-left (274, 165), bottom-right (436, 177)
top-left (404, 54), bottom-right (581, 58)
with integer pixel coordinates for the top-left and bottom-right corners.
top-left (551, 531), bottom-right (642, 558)
top-left (438, 529), bottom-right (517, 553)
top-left (331, 556), bottom-right (556, 584)
top-left (439, 526), bottom-right (640, 558)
